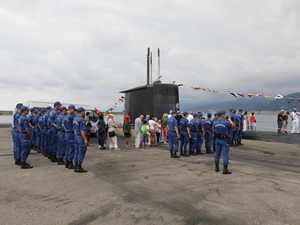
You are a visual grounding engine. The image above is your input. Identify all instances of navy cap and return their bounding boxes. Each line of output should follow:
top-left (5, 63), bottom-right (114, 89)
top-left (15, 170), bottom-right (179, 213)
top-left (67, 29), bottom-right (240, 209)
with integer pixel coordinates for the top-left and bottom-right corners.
top-left (214, 113), bottom-right (218, 116)
top-left (46, 106), bottom-right (51, 110)
top-left (17, 104), bottom-right (23, 109)
top-left (54, 101), bottom-right (62, 106)
top-left (171, 110), bottom-right (177, 115)
top-left (34, 110), bottom-right (38, 114)
top-left (68, 105), bottom-right (76, 110)
top-left (61, 106), bottom-right (67, 111)
top-left (193, 113), bottom-right (198, 117)
top-left (21, 106), bottom-right (29, 112)
top-left (41, 109), bottom-right (46, 113)
top-left (77, 107), bottom-right (85, 112)
top-left (239, 109), bottom-right (243, 111)
top-left (217, 110), bottom-right (225, 116)
top-left (207, 113), bottom-right (212, 116)
top-left (38, 108), bottom-right (43, 111)
top-left (198, 113), bottom-right (203, 117)
top-left (183, 111), bottom-right (188, 116)
top-left (16, 103), bottom-right (23, 108)
top-left (229, 108), bottom-right (234, 111)
top-left (234, 109), bottom-right (236, 113)
top-left (29, 108), bottom-right (35, 111)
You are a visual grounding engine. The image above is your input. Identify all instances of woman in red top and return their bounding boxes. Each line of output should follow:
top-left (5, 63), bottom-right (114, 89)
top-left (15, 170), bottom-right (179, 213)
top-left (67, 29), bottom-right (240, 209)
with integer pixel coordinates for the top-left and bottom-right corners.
top-left (250, 111), bottom-right (257, 132)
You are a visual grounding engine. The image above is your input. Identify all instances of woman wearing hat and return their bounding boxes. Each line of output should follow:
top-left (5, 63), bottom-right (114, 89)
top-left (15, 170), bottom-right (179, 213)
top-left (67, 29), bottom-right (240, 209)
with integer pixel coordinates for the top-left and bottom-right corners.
top-left (123, 115), bottom-right (131, 146)
top-left (107, 114), bottom-right (120, 150)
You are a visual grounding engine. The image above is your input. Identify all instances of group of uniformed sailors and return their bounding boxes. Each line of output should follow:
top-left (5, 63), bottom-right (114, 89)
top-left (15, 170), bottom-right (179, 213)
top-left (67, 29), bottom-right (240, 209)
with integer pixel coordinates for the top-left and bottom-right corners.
top-left (12, 102), bottom-right (89, 172)
top-left (167, 108), bottom-right (245, 174)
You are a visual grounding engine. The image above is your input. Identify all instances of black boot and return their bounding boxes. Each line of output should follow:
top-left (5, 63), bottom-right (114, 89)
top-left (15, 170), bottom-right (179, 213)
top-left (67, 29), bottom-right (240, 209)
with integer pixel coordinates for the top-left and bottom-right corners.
top-left (51, 154), bottom-right (58, 162)
top-left (180, 151), bottom-right (184, 156)
top-left (215, 163), bottom-right (220, 172)
top-left (15, 158), bottom-right (21, 166)
top-left (37, 147), bottom-right (42, 153)
top-left (68, 161), bottom-right (75, 169)
top-left (74, 163), bottom-right (78, 172)
top-left (206, 149), bottom-right (213, 154)
top-left (44, 151), bottom-right (48, 157)
top-left (170, 151), bottom-right (174, 158)
top-left (14, 153), bottom-right (17, 161)
top-left (57, 158), bottom-right (66, 165)
top-left (21, 162), bottom-right (33, 169)
top-left (34, 146), bottom-right (37, 151)
top-left (190, 151), bottom-right (195, 155)
top-left (223, 165), bottom-right (232, 174)
top-left (198, 150), bottom-right (204, 155)
top-left (183, 152), bottom-right (190, 157)
top-left (75, 165), bottom-right (87, 173)
top-left (239, 141), bottom-right (244, 145)
top-left (173, 151), bottom-right (180, 158)
top-left (194, 150), bottom-right (198, 155)
top-left (213, 147), bottom-right (215, 152)
top-left (65, 160), bottom-right (69, 168)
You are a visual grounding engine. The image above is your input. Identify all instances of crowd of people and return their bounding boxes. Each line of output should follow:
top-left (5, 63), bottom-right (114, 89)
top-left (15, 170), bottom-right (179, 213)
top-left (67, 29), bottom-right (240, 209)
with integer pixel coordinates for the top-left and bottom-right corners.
top-left (12, 102), bottom-right (90, 172)
top-left (277, 108), bottom-right (300, 134)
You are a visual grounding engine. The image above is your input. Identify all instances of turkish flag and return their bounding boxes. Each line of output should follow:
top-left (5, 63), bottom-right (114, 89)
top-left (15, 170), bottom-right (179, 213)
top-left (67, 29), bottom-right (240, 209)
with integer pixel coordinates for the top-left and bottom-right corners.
top-left (95, 107), bottom-right (103, 115)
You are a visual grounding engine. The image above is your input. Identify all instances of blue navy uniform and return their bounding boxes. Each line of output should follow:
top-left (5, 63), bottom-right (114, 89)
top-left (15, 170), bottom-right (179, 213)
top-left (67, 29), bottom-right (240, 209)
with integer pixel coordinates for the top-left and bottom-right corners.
top-left (212, 114), bottom-right (218, 152)
top-left (233, 111), bottom-right (240, 143)
top-left (226, 111), bottom-right (235, 144)
top-left (35, 109), bottom-right (42, 149)
top-left (38, 112), bottom-right (45, 151)
top-left (43, 107), bottom-right (51, 155)
top-left (27, 108), bottom-right (34, 146)
top-left (73, 114), bottom-right (88, 166)
top-left (64, 111), bottom-right (75, 167)
top-left (189, 115), bottom-right (198, 154)
top-left (179, 116), bottom-right (190, 154)
top-left (49, 108), bottom-right (59, 158)
top-left (56, 112), bottom-right (66, 161)
top-left (168, 111), bottom-right (180, 158)
top-left (28, 112), bottom-right (36, 147)
top-left (12, 104), bottom-right (23, 162)
top-left (213, 119), bottom-right (232, 166)
top-left (237, 110), bottom-right (244, 144)
top-left (196, 114), bottom-right (204, 154)
top-left (19, 113), bottom-right (31, 164)
top-left (204, 115), bottom-right (213, 152)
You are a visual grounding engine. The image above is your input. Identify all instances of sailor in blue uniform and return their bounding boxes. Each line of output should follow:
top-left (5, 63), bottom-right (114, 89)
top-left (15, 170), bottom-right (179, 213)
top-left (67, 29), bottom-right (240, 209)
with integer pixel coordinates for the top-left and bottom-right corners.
top-left (167, 110), bottom-right (180, 158)
top-left (35, 108), bottom-right (43, 153)
top-left (43, 106), bottom-right (51, 157)
top-left (64, 105), bottom-right (76, 169)
top-left (56, 106), bottom-right (67, 165)
top-left (226, 109), bottom-right (236, 146)
top-left (212, 113), bottom-right (219, 152)
top-left (204, 113), bottom-right (213, 154)
top-left (237, 109), bottom-right (244, 145)
top-left (179, 112), bottom-right (191, 157)
top-left (38, 109), bottom-right (46, 153)
top-left (189, 113), bottom-right (199, 155)
top-left (73, 107), bottom-right (88, 172)
top-left (12, 103), bottom-right (23, 164)
top-left (27, 108), bottom-right (35, 148)
top-left (233, 110), bottom-right (240, 145)
top-left (196, 113), bottom-right (205, 155)
top-left (19, 106), bottom-right (33, 169)
top-left (49, 101), bottom-right (61, 162)
top-left (212, 111), bottom-right (234, 174)
top-left (28, 110), bottom-right (36, 149)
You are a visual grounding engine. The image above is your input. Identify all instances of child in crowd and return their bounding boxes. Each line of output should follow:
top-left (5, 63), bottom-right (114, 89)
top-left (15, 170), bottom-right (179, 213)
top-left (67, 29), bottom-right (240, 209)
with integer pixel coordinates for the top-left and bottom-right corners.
top-left (163, 127), bottom-right (168, 144)
top-left (141, 120), bottom-right (149, 149)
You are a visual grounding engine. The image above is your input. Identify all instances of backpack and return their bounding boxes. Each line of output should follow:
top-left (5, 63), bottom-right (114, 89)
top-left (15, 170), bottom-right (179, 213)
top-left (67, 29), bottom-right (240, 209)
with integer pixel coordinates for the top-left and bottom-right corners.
top-left (142, 125), bottom-right (148, 134)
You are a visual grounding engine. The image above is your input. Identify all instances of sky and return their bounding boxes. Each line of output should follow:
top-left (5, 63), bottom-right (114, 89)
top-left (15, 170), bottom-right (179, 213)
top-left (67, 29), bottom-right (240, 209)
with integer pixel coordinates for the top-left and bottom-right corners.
top-left (0, 0), bottom-right (300, 110)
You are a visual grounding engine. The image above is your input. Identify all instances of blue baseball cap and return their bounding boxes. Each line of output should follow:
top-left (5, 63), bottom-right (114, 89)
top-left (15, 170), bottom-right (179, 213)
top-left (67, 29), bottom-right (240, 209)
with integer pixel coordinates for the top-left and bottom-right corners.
top-left (38, 108), bottom-right (43, 111)
top-left (229, 108), bottom-right (234, 111)
top-left (68, 105), bottom-right (76, 110)
top-left (207, 113), bottom-right (212, 116)
top-left (54, 101), bottom-right (62, 106)
top-left (77, 107), bottom-right (85, 112)
top-left (16, 103), bottom-right (23, 108)
top-left (217, 110), bottom-right (225, 116)
top-left (46, 106), bottom-right (51, 110)
top-left (171, 110), bottom-right (177, 115)
top-left (21, 106), bottom-right (29, 112)
top-left (17, 104), bottom-right (23, 109)
top-left (61, 106), bottom-right (67, 111)
top-left (193, 113), bottom-right (198, 117)
top-left (239, 109), bottom-right (243, 111)
top-left (198, 113), bottom-right (203, 117)
top-left (214, 113), bottom-right (218, 116)
top-left (183, 111), bottom-right (188, 116)
top-left (29, 108), bottom-right (35, 111)
top-left (41, 109), bottom-right (46, 113)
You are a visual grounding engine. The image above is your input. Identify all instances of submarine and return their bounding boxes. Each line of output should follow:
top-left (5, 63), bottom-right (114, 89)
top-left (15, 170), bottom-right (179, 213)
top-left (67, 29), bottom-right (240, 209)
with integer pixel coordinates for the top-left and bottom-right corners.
top-left (120, 48), bottom-right (179, 120)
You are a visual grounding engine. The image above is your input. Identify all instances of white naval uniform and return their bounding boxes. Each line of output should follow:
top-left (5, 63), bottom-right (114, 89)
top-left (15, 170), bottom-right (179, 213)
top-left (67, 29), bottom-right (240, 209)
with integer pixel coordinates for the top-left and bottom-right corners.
top-left (291, 112), bottom-right (300, 133)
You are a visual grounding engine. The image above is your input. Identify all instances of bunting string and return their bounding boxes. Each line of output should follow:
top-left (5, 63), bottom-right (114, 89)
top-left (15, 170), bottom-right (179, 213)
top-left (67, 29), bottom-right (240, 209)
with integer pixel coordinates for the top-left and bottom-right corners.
top-left (95, 96), bottom-right (125, 115)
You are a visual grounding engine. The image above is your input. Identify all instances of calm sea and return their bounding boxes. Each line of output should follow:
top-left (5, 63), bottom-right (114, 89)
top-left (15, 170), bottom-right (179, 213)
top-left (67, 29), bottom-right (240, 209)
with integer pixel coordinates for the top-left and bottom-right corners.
top-left (0, 115), bottom-right (286, 132)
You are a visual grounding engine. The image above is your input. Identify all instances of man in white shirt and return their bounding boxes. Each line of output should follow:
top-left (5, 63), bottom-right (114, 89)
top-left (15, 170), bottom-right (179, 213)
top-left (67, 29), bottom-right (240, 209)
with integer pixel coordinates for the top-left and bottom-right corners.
top-left (187, 111), bottom-right (194, 122)
top-left (134, 115), bottom-right (144, 148)
top-left (290, 108), bottom-right (300, 133)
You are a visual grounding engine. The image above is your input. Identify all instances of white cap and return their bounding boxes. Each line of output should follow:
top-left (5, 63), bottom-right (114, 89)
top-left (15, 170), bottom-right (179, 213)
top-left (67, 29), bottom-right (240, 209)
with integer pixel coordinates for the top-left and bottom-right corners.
top-left (293, 108), bottom-right (297, 111)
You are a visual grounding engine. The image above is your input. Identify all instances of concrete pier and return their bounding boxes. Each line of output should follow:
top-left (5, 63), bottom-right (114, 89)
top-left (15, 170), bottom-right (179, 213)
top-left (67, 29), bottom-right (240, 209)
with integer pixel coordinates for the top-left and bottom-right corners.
top-left (1, 127), bottom-right (300, 225)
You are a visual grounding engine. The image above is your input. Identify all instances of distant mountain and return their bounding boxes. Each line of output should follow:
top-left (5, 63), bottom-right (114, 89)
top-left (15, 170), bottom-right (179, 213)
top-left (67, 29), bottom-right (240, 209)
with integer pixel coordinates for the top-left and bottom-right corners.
top-left (181, 92), bottom-right (300, 113)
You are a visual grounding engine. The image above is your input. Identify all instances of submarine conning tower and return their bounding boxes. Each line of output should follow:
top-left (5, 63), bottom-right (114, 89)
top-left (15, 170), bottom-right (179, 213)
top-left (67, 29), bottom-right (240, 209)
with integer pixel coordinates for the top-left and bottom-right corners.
top-left (120, 48), bottom-right (179, 120)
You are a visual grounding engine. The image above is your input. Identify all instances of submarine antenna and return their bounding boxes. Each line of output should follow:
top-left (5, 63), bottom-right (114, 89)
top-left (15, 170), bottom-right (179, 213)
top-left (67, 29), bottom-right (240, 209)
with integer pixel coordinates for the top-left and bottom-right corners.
top-left (150, 51), bottom-right (153, 84)
top-left (158, 48), bottom-right (160, 82)
top-left (147, 47), bottom-right (150, 85)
